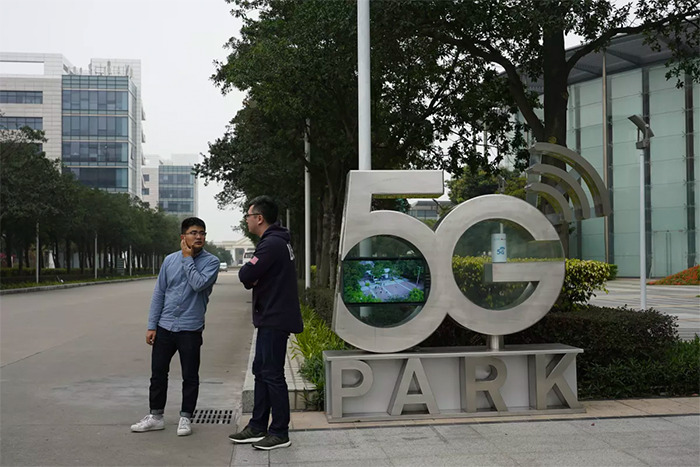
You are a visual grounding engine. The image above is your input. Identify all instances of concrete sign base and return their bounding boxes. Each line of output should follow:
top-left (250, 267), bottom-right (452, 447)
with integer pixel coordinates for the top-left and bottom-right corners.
top-left (324, 344), bottom-right (585, 422)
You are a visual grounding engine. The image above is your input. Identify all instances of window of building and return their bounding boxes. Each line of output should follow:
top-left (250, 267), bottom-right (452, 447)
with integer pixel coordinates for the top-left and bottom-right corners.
top-left (142, 188), bottom-right (150, 196)
top-left (0, 116), bottom-right (43, 130)
top-left (0, 90), bottom-right (43, 104)
top-left (143, 174), bottom-right (150, 182)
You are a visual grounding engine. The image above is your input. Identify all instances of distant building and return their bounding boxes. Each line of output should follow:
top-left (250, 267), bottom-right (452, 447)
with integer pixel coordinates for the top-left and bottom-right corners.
top-left (143, 154), bottom-right (198, 218)
top-left (407, 199), bottom-right (452, 221)
top-left (0, 52), bottom-right (146, 198)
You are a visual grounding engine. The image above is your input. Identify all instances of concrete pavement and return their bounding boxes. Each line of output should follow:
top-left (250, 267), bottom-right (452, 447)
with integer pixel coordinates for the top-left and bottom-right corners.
top-left (1, 273), bottom-right (698, 466)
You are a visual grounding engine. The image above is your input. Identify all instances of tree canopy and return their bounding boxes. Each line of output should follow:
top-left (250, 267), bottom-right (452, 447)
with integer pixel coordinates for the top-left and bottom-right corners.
top-left (200, 0), bottom-right (699, 286)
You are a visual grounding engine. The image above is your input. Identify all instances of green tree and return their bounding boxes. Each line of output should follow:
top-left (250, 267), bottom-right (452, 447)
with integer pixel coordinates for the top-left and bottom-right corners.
top-left (205, 242), bottom-right (234, 265)
top-left (0, 127), bottom-right (61, 270)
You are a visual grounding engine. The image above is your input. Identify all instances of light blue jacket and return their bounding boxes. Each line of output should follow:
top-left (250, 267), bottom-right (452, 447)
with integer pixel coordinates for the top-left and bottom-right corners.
top-left (148, 249), bottom-right (219, 332)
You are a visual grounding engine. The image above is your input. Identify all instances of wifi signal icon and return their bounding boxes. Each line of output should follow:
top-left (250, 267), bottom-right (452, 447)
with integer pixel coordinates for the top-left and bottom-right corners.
top-left (525, 142), bottom-right (611, 225)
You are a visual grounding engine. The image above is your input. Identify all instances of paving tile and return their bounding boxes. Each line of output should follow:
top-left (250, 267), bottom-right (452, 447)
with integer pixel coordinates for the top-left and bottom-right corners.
top-left (625, 445), bottom-right (700, 466)
top-left (566, 417), bottom-right (685, 433)
top-left (470, 420), bottom-right (582, 437)
top-left (388, 453), bottom-right (520, 466)
top-left (268, 445), bottom-right (388, 464)
top-left (275, 460), bottom-right (393, 467)
top-left (663, 414), bottom-right (700, 429)
top-left (231, 444), bottom-right (269, 466)
top-left (516, 448), bottom-right (647, 466)
top-left (596, 429), bottom-right (699, 449)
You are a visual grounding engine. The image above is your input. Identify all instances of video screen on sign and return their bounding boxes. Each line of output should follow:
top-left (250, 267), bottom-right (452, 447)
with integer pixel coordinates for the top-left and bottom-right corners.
top-left (341, 258), bottom-right (428, 305)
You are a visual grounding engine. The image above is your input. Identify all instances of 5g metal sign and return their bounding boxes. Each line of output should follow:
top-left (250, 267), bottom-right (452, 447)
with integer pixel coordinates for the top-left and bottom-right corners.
top-left (333, 169), bottom-right (565, 354)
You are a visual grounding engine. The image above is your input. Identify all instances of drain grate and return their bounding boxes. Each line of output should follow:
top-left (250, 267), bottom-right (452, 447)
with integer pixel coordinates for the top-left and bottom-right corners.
top-left (192, 409), bottom-right (234, 424)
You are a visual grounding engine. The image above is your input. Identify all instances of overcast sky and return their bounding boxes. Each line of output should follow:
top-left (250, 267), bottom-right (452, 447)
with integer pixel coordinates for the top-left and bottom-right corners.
top-left (0, 0), bottom-right (247, 243)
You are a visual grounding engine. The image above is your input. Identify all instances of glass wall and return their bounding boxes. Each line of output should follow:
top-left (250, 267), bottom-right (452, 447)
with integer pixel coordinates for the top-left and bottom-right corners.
top-left (63, 167), bottom-right (128, 191)
top-left (566, 62), bottom-right (698, 277)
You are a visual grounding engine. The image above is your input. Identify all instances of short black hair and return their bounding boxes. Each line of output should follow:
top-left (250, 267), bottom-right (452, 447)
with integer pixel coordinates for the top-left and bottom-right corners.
top-left (247, 195), bottom-right (278, 224)
top-left (181, 217), bottom-right (206, 234)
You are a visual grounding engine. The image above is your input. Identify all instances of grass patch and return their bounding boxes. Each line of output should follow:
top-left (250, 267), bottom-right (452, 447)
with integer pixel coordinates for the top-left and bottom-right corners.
top-left (1, 274), bottom-right (156, 290)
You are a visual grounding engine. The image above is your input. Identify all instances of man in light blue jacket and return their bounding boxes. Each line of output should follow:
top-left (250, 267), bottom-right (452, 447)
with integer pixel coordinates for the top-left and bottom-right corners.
top-left (131, 217), bottom-right (219, 436)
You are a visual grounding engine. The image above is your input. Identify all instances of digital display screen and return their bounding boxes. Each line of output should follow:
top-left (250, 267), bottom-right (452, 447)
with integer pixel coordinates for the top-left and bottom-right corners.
top-left (341, 258), bottom-right (428, 305)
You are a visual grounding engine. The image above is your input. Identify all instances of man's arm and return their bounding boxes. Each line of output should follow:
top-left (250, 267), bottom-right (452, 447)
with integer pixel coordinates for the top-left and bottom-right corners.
top-left (238, 238), bottom-right (277, 287)
top-left (182, 254), bottom-right (219, 292)
top-left (147, 256), bottom-right (169, 336)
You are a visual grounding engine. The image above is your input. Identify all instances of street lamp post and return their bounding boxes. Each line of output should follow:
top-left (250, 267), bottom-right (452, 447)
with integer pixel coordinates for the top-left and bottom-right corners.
top-left (628, 114), bottom-right (654, 310)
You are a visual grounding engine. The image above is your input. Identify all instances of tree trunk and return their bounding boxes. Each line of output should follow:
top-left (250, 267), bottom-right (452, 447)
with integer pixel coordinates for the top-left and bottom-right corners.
top-left (318, 191), bottom-right (332, 288)
top-left (65, 239), bottom-right (72, 273)
top-left (315, 202), bottom-right (324, 285)
top-left (542, 26), bottom-right (571, 256)
top-left (53, 239), bottom-right (61, 268)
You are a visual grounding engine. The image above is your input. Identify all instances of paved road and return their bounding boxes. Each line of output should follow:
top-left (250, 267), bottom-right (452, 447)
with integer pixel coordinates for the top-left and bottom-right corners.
top-left (0, 271), bottom-right (253, 466)
top-left (589, 279), bottom-right (700, 340)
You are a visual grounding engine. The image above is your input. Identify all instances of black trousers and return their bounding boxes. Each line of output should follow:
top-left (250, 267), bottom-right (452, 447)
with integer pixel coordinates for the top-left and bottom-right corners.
top-left (248, 327), bottom-right (290, 437)
top-left (149, 325), bottom-right (203, 418)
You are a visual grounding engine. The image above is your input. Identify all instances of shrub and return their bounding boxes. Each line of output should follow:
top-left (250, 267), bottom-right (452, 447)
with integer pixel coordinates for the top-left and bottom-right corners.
top-left (420, 305), bottom-right (692, 399)
top-left (582, 337), bottom-right (699, 398)
top-left (291, 304), bottom-right (347, 408)
top-left (451, 256), bottom-right (612, 311)
top-left (299, 285), bottom-right (335, 327)
top-left (556, 259), bottom-right (611, 310)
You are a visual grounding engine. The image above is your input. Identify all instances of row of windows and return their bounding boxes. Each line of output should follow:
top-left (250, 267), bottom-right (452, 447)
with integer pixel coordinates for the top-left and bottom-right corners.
top-left (62, 75), bottom-right (129, 90)
top-left (62, 90), bottom-right (128, 112)
top-left (63, 167), bottom-right (128, 189)
top-left (62, 142), bottom-right (129, 163)
top-left (62, 116), bottom-right (128, 137)
top-left (159, 173), bottom-right (194, 185)
top-left (0, 90), bottom-right (43, 104)
top-left (159, 201), bottom-right (194, 213)
top-left (0, 116), bottom-right (43, 130)
top-left (160, 187), bottom-right (194, 199)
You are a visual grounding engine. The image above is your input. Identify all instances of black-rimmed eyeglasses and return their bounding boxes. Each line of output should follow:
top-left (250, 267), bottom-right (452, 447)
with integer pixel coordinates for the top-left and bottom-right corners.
top-left (184, 231), bottom-right (207, 237)
top-left (244, 212), bottom-right (262, 219)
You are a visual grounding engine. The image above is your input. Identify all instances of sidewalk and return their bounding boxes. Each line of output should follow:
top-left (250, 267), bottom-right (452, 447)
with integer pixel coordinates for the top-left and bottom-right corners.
top-left (231, 401), bottom-right (699, 466)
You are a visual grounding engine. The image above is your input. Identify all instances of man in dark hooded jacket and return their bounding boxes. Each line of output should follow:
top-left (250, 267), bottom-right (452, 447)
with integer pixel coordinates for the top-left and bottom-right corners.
top-left (229, 195), bottom-right (303, 451)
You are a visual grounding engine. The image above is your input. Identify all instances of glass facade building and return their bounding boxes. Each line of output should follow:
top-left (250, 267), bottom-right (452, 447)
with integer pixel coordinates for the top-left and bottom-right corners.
top-left (515, 33), bottom-right (699, 279)
top-left (61, 75), bottom-right (138, 193)
top-left (157, 164), bottom-right (197, 218)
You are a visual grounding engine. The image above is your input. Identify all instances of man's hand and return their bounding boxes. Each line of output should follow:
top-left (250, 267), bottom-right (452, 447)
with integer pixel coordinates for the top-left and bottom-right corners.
top-left (181, 238), bottom-right (192, 258)
top-left (146, 330), bottom-right (156, 345)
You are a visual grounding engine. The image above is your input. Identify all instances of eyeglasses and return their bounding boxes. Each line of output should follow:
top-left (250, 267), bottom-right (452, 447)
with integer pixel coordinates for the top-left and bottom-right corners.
top-left (184, 231), bottom-right (207, 237)
top-left (244, 212), bottom-right (262, 219)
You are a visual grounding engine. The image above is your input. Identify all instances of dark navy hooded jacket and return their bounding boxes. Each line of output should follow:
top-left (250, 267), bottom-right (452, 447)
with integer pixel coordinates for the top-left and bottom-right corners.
top-left (238, 222), bottom-right (303, 334)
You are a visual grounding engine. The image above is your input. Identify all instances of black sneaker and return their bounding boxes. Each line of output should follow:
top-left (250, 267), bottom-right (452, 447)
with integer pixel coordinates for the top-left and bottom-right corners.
top-left (228, 426), bottom-right (267, 443)
top-left (252, 434), bottom-right (291, 450)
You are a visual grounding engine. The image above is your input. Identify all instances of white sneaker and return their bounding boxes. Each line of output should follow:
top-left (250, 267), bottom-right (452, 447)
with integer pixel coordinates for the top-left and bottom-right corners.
top-left (177, 416), bottom-right (192, 436)
top-left (131, 414), bottom-right (164, 432)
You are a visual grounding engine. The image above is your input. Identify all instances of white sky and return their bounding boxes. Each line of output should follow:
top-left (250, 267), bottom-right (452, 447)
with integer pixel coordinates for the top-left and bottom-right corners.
top-left (0, 0), bottom-right (247, 243)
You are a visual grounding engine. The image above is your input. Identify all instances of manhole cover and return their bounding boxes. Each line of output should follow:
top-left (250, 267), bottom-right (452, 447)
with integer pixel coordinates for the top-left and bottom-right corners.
top-left (192, 409), bottom-right (234, 424)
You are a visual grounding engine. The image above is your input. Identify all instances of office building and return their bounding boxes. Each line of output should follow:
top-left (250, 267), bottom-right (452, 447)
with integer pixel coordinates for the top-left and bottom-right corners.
top-left (0, 52), bottom-right (145, 198)
top-left (510, 32), bottom-right (698, 278)
top-left (143, 154), bottom-right (198, 218)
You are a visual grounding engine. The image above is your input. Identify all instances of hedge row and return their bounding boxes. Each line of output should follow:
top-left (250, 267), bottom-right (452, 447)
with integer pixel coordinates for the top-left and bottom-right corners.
top-left (300, 286), bottom-right (698, 399)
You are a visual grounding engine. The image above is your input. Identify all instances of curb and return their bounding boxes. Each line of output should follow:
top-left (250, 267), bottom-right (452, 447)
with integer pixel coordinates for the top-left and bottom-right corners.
top-left (0, 276), bottom-right (156, 295)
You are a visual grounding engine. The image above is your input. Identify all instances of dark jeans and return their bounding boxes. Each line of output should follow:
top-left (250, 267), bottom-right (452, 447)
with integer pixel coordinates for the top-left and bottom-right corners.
top-left (149, 325), bottom-right (203, 418)
top-left (248, 327), bottom-right (290, 437)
